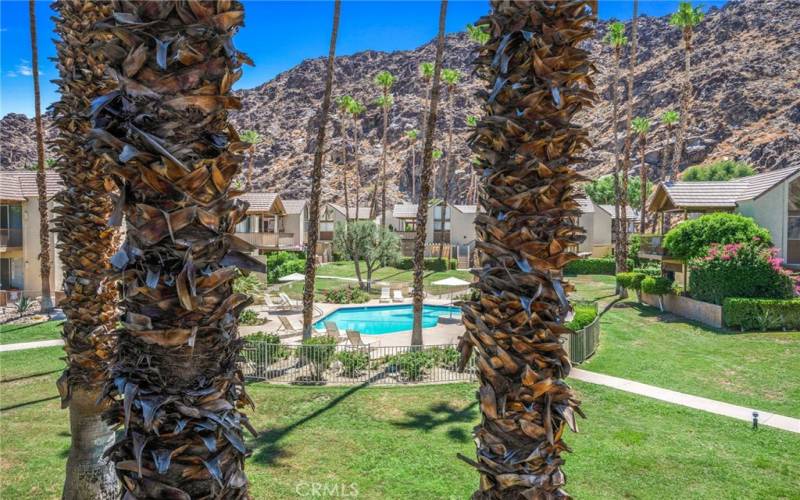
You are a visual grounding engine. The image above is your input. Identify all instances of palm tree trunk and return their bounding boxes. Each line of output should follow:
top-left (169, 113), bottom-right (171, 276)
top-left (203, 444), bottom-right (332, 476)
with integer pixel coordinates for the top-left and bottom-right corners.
top-left (93, 3), bottom-right (262, 496)
top-left (671, 29), bottom-right (693, 175)
top-left (410, 142), bottom-right (416, 201)
top-left (639, 136), bottom-right (647, 234)
top-left (353, 115), bottom-right (361, 211)
top-left (610, 49), bottom-right (627, 294)
top-left (303, 0), bottom-right (341, 339)
top-left (438, 88), bottom-right (455, 261)
top-left (663, 123), bottom-right (673, 181)
top-left (380, 91), bottom-right (389, 227)
top-left (28, 0), bottom-right (53, 312)
top-left (246, 145), bottom-right (256, 189)
top-left (618, 0), bottom-right (638, 275)
top-left (51, 1), bottom-right (120, 497)
top-left (457, 2), bottom-right (595, 496)
top-left (411, 0), bottom-right (447, 346)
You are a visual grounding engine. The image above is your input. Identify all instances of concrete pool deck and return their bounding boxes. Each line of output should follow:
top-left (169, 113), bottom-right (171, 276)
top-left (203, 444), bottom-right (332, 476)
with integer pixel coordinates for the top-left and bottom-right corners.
top-left (244, 297), bottom-right (466, 347)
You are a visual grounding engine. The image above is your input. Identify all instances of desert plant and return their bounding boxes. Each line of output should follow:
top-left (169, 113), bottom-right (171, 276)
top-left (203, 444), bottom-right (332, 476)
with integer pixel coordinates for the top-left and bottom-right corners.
top-left (458, 2), bottom-right (596, 496)
top-left (663, 213), bottom-right (772, 260)
top-left (247, 332), bottom-right (289, 363)
top-left (298, 336), bottom-right (338, 381)
top-left (388, 350), bottom-right (433, 381)
top-left (14, 296), bottom-right (31, 318)
top-left (682, 160), bottom-right (756, 182)
top-left (239, 309), bottom-right (264, 326)
top-left (233, 271), bottom-right (265, 296)
top-left (337, 349), bottom-right (370, 377)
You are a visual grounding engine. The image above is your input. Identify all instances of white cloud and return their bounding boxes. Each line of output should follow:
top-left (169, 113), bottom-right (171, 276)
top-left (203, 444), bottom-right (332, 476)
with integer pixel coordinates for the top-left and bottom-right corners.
top-left (5, 59), bottom-right (41, 78)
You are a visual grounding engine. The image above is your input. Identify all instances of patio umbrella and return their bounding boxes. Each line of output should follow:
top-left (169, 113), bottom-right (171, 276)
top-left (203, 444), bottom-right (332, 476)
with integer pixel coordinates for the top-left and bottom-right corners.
top-left (278, 272), bottom-right (305, 283)
top-left (431, 277), bottom-right (472, 318)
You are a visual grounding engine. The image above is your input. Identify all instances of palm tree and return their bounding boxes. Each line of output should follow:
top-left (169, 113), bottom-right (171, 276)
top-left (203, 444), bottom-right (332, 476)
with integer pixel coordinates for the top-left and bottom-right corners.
top-left (28, 0), bottom-right (53, 312)
top-left (405, 129), bottom-right (419, 201)
top-left (466, 116), bottom-right (479, 204)
top-left (419, 61), bottom-right (435, 135)
top-left (669, 1), bottom-right (704, 176)
top-left (466, 23), bottom-right (490, 45)
top-left (456, 1), bottom-right (595, 496)
top-left (51, 2), bottom-right (120, 497)
top-left (302, 0), bottom-right (341, 340)
top-left (604, 21), bottom-right (630, 288)
top-left (432, 148), bottom-right (443, 196)
top-left (438, 68), bottom-right (461, 260)
top-left (374, 70), bottom-right (395, 226)
top-left (632, 117), bottom-right (652, 234)
top-left (411, 0), bottom-right (448, 347)
top-left (346, 97), bottom-right (366, 215)
top-left (660, 110), bottom-right (680, 180)
top-left (337, 96), bottom-right (352, 220)
top-left (621, 0), bottom-right (639, 263)
top-left (240, 130), bottom-right (262, 189)
top-left (91, 3), bottom-right (261, 496)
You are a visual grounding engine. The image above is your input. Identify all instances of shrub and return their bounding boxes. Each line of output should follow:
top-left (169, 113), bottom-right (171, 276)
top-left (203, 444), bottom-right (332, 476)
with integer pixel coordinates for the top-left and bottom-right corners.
top-left (387, 350), bottom-right (434, 381)
top-left (565, 258), bottom-right (615, 275)
top-left (394, 257), bottom-right (457, 271)
top-left (723, 298), bottom-right (800, 331)
top-left (632, 264), bottom-right (662, 277)
top-left (681, 160), bottom-right (755, 182)
top-left (298, 336), bottom-right (338, 380)
top-left (238, 309), bottom-right (264, 326)
top-left (689, 242), bottom-right (795, 305)
top-left (322, 287), bottom-right (370, 304)
top-left (232, 271), bottom-right (265, 296)
top-left (246, 332), bottom-right (288, 362)
top-left (428, 346), bottom-right (461, 368)
top-left (337, 349), bottom-right (370, 377)
top-left (266, 251), bottom-right (306, 283)
top-left (641, 276), bottom-right (675, 296)
top-left (566, 303), bottom-right (598, 331)
top-left (616, 272), bottom-right (646, 291)
top-left (662, 213), bottom-right (771, 260)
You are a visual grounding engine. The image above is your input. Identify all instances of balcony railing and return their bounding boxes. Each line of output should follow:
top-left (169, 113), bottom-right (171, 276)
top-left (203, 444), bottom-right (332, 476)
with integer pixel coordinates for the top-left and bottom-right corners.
top-left (0, 228), bottom-right (22, 248)
top-left (396, 230), bottom-right (416, 240)
top-left (235, 232), bottom-right (294, 249)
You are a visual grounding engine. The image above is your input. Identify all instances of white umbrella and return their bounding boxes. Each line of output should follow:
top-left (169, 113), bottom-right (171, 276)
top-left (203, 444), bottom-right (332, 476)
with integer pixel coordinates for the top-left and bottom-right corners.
top-left (431, 277), bottom-right (472, 318)
top-left (278, 272), bottom-right (305, 283)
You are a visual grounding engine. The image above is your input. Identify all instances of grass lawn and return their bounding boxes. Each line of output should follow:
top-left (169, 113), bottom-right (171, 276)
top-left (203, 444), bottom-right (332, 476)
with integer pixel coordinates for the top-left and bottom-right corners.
top-left (2, 346), bottom-right (799, 499)
top-left (0, 321), bottom-right (62, 345)
top-left (280, 261), bottom-right (473, 299)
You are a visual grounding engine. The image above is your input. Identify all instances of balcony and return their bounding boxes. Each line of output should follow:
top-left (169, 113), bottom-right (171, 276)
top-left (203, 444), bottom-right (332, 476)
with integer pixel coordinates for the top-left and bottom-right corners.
top-left (638, 234), bottom-right (669, 260)
top-left (235, 232), bottom-right (294, 249)
top-left (0, 228), bottom-right (22, 249)
top-left (396, 230), bottom-right (416, 240)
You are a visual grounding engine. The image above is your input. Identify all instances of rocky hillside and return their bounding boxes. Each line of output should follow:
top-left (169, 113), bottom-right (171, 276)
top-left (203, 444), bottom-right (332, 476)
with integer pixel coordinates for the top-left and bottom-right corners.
top-left (2, 0), bottom-right (798, 204)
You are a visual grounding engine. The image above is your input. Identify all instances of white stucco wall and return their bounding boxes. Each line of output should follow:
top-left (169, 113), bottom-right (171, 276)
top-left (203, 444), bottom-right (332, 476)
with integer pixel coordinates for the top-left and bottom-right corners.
top-left (18, 198), bottom-right (62, 299)
top-left (450, 208), bottom-right (477, 244)
top-left (737, 182), bottom-right (787, 259)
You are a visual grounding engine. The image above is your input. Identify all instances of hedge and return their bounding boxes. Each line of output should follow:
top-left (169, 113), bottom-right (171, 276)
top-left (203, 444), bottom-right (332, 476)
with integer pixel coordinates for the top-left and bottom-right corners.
top-left (394, 257), bottom-right (457, 271)
top-left (566, 303), bottom-right (598, 331)
top-left (723, 298), bottom-right (800, 331)
top-left (662, 213), bottom-right (771, 260)
top-left (565, 258), bottom-right (615, 275)
top-left (641, 276), bottom-right (674, 295)
top-left (616, 272), bottom-right (646, 291)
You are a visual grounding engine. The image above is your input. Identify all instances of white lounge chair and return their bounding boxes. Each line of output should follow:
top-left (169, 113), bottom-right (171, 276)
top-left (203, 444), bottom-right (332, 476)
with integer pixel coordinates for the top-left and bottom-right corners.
top-left (324, 321), bottom-right (345, 342)
top-left (379, 287), bottom-right (391, 303)
top-left (346, 329), bottom-right (379, 348)
top-left (265, 294), bottom-right (289, 312)
top-left (278, 316), bottom-right (303, 334)
top-left (279, 292), bottom-right (302, 311)
top-left (392, 289), bottom-right (404, 302)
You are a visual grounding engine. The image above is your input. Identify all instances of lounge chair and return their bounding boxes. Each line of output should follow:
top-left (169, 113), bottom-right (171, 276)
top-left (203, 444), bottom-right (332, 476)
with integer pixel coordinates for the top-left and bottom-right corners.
top-left (379, 287), bottom-right (391, 303)
top-left (279, 292), bottom-right (302, 311)
top-left (278, 316), bottom-right (302, 334)
top-left (324, 321), bottom-right (345, 341)
top-left (346, 329), bottom-right (379, 348)
top-left (392, 289), bottom-right (404, 302)
top-left (265, 294), bottom-right (288, 312)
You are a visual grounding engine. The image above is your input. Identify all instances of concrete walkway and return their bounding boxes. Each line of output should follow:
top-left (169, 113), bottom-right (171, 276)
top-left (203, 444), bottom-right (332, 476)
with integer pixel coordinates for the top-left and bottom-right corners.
top-left (571, 368), bottom-right (800, 434)
top-left (0, 339), bottom-right (64, 352)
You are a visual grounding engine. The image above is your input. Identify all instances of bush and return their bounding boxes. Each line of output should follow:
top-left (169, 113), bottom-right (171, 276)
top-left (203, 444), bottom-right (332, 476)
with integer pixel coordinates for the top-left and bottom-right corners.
top-left (565, 258), bottom-right (615, 275)
top-left (394, 257), bottom-right (457, 271)
top-left (682, 160), bottom-right (755, 182)
top-left (246, 332), bottom-right (288, 362)
top-left (723, 298), bottom-right (800, 331)
top-left (387, 350), bottom-right (434, 381)
top-left (238, 309), bottom-right (264, 326)
top-left (337, 349), bottom-right (370, 377)
top-left (232, 271), bottom-right (265, 296)
top-left (689, 242), bottom-right (795, 305)
top-left (632, 264), bottom-right (662, 277)
top-left (427, 346), bottom-right (461, 368)
top-left (266, 251), bottom-right (306, 283)
top-left (298, 336), bottom-right (338, 380)
top-left (662, 213), bottom-right (771, 260)
top-left (629, 234), bottom-right (642, 267)
top-left (566, 303), bottom-right (598, 331)
top-left (641, 276), bottom-right (675, 296)
top-left (616, 272), bottom-right (646, 291)
top-left (322, 286), bottom-right (371, 304)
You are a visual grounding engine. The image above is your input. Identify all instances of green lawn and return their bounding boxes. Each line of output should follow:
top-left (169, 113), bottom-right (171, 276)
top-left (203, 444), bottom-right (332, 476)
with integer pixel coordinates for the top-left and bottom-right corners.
top-left (0, 321), bottom-right (62, 345)
top-left (2, 347), bottom-right (798, 499)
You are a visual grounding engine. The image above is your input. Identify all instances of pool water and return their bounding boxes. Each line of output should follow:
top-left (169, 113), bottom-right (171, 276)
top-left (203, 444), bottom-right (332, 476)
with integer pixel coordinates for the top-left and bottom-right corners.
top-left (314, 304), bottom-right (461, 335)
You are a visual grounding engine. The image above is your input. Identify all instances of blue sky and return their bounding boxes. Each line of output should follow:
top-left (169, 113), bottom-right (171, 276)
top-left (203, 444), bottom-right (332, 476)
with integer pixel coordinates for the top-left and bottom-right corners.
top-left (1, 0), bottom-right (726, 117)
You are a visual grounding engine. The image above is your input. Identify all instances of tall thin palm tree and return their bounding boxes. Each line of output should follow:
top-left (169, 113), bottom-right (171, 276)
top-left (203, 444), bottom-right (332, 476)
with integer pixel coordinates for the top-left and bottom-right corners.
top-left (405, 129), bottom-right (419, 201)
top-left (92, 2), bottom-right (262, 496)
top-left (604, 21), bottom-right (630, 290)
top-left (28, 0), bottom-right (53, 312)
top-left (51, 2), bottom-right (120, 497)
top-left (669, 1), bottom-right (704, 176)
top-left (240, 130), bottom-right (262, 189)
top-left (374, 70), bottom-right (395, 226)
top-left (411, 0), bottom-right (448, 347)
top-left (438, 68), bottom-right (461, 260)
top-left (466, 116), bottom-right (479, 204)
top-left (347, 97), bottom-right (366, 214)
top-left (621, 0), bottom-right (639, 262)
top-left (419, 61), bottom-right (434, 136)
top-left (457, 1), bottom-right (596, 496)
top-left (337, 96), bottom-right (352, 220)
top-left (302, 0), bottom-right (341, 339)
top-left (632, 116), bottom-right (652, 234)
top-left (660, 110), bottom-right (680, 180)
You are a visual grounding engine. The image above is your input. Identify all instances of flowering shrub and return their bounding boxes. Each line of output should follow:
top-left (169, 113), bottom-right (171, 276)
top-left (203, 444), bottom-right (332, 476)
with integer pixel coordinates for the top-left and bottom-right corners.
top-left (689, 240), bottom-right (797, 305)
top-left (663, 212), bottom-right (772, 260)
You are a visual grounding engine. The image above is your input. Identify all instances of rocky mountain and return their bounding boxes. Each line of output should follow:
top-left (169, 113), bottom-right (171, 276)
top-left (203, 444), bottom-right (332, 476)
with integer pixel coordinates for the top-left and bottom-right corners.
top-left (2, 0), bottom-right (798, 205)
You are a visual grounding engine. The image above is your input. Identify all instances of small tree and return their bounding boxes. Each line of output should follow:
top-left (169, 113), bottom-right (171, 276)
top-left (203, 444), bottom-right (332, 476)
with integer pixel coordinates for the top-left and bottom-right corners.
top-left (682, 160), bottom-right (755, 182)
top-left (663, 212), bottom-right (772, 260)
top-left (632, 116), bottom-right (651, 233)
top-left (660, 110), bottom-right (679, 180)
top-left (240, 129), bottom-right (262, 189)
top-left (585, 174), bottom-right (652, 210)
top-left (374, 70), bottom-right (396, 226)
top-left (333, 220), bottom-right (400, 291)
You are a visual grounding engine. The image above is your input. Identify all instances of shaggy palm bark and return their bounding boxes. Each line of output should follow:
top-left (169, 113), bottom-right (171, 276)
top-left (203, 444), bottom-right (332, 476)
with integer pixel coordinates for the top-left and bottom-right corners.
top-left (639, 133), bottom-right (648, 234)
top-left (609, 45), bottom-right (628, 291)
top-left (671, 28), bottom-right (693, 176)
top-left (620, 0), bottom-right (638, 252)
top-left (457, 1), bottom-right (596, 497)
top-left (302, 0), bottom-right (341, 339)
top-left (91, 2), bottom-right (264, 497)
top-left (438, 83), bottom-right (457, 261)
top-left (51, 1), bottom-right (120, 497)
top-left (410, 0), bottom-right (447, 346)
top-left (29, 0), bottom-right (54, 312)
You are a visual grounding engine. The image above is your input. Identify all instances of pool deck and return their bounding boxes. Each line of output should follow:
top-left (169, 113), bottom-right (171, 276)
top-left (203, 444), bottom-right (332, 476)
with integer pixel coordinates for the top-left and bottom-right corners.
top-left (244, 297), bottom-right (465, 347)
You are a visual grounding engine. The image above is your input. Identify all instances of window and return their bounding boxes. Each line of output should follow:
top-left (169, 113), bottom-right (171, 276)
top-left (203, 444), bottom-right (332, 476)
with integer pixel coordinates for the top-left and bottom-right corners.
top-left (0, 258), bottom-right (23, 290)
top-left (789, 214), bottom-right (800, 240)
top-left (403, 220), bottom-right (416, 232)
top-left (0, 204), bottom-right (23, 247)
top-left (320, 221), bottom-right (334, 232)
top-left (433, 205), bottom-right (451, 231)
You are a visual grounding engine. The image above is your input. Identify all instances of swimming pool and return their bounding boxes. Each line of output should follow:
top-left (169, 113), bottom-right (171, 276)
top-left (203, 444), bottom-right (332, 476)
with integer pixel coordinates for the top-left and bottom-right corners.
top-left (314, 304), bottom-right (461, 335)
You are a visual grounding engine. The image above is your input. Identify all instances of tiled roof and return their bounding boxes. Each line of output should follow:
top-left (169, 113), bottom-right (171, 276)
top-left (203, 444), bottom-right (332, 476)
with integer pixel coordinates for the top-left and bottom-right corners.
top-left (393, 204), bottom-right (418, 218)
top-left (453, 204), bottom-right (478, 214)
top-left (0, 171), bottom-right (63, 199)
top-left (654, 166), bottom-right (800, 209)
top-left (329, 203), bottom-right (373, 220)
top-left (598, 204), bottom-right (639, 220)
top-left (237, 192), bottom-right (280, 213)
top-left (282, 199), bottom-right (307, 215)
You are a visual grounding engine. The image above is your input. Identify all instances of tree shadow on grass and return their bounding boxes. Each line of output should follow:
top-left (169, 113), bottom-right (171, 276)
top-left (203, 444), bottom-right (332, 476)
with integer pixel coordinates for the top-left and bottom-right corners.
top-left (0, 395), bottom-right (59, 412)
top-left (249, 377), bottom-right (380, 466)
top-left (391, 400), bottom-right (478, 443)
top-left (0, 321), bottom-right (63, 334)
top-left (623, 301), bottom-right (740, 336)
